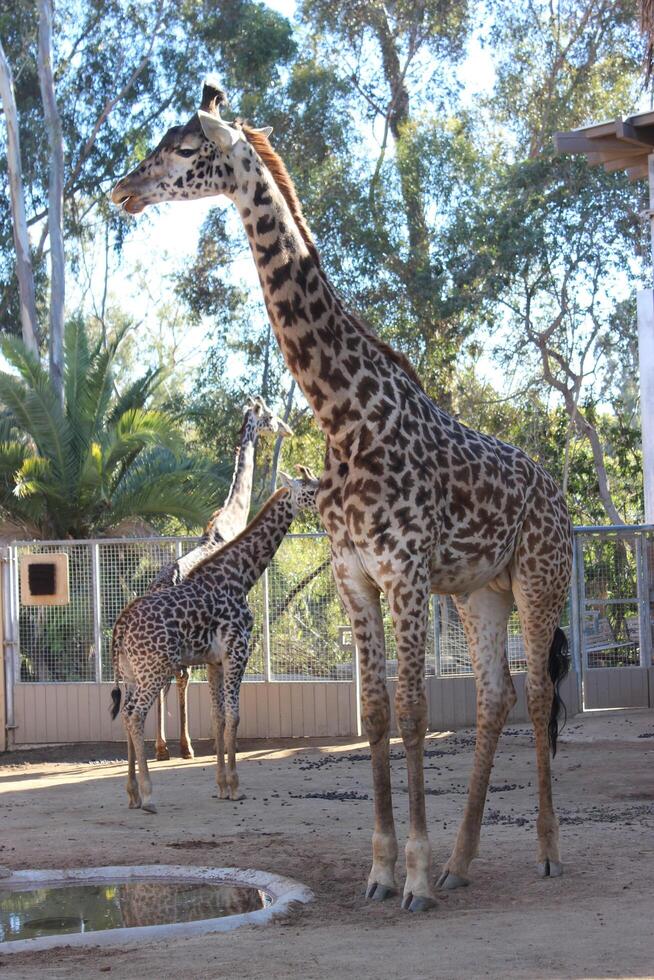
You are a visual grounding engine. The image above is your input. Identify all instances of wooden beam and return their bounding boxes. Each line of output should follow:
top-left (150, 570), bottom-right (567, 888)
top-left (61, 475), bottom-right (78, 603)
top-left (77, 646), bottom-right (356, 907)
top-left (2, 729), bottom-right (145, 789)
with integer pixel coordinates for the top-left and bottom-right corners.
top-left (570, 119), bottom-right (620, 138)
top-left (603, 154), bottom-right (648, 173)
top-left (614, 120), bottom-right (654, 149)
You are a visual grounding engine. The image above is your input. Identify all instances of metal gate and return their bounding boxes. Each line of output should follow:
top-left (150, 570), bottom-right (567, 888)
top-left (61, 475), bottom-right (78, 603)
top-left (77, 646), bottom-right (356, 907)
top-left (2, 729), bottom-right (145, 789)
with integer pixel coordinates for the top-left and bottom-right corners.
top-left (572, 525), bottom-right (654, 710)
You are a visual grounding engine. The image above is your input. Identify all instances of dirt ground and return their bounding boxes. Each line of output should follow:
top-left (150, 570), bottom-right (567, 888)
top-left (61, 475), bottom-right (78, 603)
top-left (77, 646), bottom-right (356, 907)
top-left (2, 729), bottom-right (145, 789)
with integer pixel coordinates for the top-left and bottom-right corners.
top-left (1, 709), bottom-right (653, 980)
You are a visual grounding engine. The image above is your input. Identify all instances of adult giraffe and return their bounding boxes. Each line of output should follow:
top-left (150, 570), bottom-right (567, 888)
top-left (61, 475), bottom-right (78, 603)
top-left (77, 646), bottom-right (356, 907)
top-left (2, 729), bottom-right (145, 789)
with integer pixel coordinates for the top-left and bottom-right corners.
top-left (112, 83), bottom-right (573, 912)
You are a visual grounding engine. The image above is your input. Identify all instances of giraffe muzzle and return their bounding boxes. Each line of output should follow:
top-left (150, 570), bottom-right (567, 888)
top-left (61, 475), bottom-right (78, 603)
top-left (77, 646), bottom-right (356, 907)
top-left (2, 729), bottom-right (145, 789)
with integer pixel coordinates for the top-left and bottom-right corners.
top-left (110, 180), bottom-right (145, 214)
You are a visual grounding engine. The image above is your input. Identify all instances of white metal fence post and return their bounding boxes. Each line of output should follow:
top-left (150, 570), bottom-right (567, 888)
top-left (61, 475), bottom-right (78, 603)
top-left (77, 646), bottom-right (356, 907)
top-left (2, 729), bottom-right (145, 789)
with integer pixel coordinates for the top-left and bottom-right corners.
top-left (90, 542), bottom-right (102, 683)
top-left (432, 595), bottom-right (440, 676)
top-left (636, 534), bottom-right (653, 669)
top-left (573, 534), bottom-right (587, 708)
top-left (262, 567), bottom-right (272, 682)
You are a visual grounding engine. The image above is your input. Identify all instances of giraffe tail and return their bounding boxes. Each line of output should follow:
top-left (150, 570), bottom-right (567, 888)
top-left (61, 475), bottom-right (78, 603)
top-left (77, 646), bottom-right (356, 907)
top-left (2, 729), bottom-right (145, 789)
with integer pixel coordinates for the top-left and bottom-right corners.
top-left (548, 626), bottom-right (570, 758)
top-left (110, 685), bottom-right (122, 720)
top-left (109, 620), bottom-right (122, 720)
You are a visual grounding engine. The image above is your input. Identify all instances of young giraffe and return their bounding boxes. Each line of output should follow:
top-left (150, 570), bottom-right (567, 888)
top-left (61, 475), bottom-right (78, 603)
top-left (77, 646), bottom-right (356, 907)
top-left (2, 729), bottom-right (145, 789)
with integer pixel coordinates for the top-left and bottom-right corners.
top-left (149, 395), bottom-right (292, 761)
top-left (110, 471), bottom-right (319, 813)
top-left (112, 84), bottom-right (573, 910)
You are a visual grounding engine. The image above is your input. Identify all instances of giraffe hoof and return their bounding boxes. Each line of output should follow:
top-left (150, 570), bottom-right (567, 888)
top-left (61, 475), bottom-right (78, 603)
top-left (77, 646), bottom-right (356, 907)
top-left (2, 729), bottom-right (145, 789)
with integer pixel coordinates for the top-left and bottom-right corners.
top-left (365, 882), bottom-right (397, 902)
top-left (128, 799), bottom-right (142, 809)
top-left (141, 802), bottom-right (157, 814)
top-left (401, 892), bottom-right (437, 913)
top-left (538, 859), bottom-right (563, 878)
top-left (155, 748), bottom-right (170, 762)
top-left (180, 747), bottom-right (194, 760)
top-left (437, 871), bottom-right (469, 891)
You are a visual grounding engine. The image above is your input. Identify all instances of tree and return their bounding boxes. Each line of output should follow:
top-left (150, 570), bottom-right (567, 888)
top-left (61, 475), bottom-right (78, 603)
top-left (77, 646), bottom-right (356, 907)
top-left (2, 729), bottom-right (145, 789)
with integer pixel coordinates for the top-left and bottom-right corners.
top-left (0, 317), bottom-right (223, 538)
top-left (456, 0), bottom-right (647, 524)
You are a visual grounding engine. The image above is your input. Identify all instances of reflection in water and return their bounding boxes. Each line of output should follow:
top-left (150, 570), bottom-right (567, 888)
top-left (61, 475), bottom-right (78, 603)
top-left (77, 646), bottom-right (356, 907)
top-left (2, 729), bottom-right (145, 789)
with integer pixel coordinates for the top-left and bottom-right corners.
top-left (0, 881), bottom-right (265, 941)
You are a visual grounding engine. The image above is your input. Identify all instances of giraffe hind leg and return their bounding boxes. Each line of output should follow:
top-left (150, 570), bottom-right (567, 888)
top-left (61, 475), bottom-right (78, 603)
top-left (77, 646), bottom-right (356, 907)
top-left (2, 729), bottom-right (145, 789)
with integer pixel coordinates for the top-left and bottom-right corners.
top-left (124, 690), bottom-right (141, 808)
top-left (513, 576), bottom-right (570, 879)
top-left (438, 586), bottom-right (515, 890)
top-left (124, 681), bottom-right (166, 813)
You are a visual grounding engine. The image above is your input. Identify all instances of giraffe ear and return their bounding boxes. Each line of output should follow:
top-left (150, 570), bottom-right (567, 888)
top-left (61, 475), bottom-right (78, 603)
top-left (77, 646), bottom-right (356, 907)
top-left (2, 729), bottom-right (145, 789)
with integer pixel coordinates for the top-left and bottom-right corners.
top-left (198, 109), bottom-right (240, 150)
top-left (296, 464), bottom-right (318, 481)
top-left (251, 125), bottom-right (273, 138)
top-left (278, 471), bottom-right (293, 489)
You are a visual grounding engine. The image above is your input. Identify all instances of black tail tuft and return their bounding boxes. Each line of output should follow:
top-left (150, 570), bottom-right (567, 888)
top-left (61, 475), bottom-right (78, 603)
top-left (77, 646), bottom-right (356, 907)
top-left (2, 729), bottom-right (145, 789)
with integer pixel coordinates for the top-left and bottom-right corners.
top-left (109, 685), bottom-right (122, 720)
top-left (548, 626), bottom-right (570, 758)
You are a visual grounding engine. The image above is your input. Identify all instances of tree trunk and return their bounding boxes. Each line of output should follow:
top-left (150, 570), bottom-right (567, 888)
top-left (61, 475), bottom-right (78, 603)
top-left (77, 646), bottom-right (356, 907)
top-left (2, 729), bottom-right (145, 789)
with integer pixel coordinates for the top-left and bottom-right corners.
top-left (38, 0), bottom-right (65, 404)
top-left (0, 40), bottom-right (40, 355)
top-left (269, 381), bottom-right (296, 493)
top-left (367, 9), bottom-right (448, 399)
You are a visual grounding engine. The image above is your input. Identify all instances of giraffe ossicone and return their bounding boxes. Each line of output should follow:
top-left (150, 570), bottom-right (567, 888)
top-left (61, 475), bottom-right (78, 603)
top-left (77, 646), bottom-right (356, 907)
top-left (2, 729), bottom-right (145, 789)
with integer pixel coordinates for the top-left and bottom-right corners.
top-left (112, 82), bottom-right (573, 911)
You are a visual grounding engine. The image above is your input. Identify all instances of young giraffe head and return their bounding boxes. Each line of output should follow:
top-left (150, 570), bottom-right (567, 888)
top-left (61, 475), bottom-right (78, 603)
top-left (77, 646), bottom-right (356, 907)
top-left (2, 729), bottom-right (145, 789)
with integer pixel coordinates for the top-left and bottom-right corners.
top-left (279, 467), bottom-right (320, 514)
top-left (244, 395), bottom-right (292, 440)
top-left (111, 81), bottom-right (271, 213)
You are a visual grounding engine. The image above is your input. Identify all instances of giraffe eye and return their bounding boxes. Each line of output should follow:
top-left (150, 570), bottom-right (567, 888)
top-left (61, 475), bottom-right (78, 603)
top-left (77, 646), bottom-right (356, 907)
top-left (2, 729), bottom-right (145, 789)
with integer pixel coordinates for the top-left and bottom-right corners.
top-left (176, 147), bottom-right (198, 158)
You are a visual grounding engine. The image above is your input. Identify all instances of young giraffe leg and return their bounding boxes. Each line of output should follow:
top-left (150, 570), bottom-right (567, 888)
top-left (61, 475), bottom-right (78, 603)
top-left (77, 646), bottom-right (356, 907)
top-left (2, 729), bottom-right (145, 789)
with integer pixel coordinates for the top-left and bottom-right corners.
top-left (222, 634), bottom-right (249, 801)
top-left (332, 555), bottom-right (398, 902)
top-left (438, 586), bottom-right (515, 890)
top-left (177, 668), bottom-right (194, 759)
top-left (124, 691), bottom-right (141, 808)
top-left (155, 687), bottom-right (170, 761)
top-left (207, 662), bottom-right (227, 799)
top-left (123, 683), bottom-right (165, 813)
top-left (513, 576), bottom-right (569, 878)
top-left (387, 571), bottom-right (435, 912)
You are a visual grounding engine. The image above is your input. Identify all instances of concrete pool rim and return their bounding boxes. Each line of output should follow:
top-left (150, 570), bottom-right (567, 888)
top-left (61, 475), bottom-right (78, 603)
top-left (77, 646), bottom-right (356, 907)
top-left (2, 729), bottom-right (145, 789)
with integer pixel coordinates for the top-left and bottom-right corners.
top-left (0, 864), bottom-right (314, 953)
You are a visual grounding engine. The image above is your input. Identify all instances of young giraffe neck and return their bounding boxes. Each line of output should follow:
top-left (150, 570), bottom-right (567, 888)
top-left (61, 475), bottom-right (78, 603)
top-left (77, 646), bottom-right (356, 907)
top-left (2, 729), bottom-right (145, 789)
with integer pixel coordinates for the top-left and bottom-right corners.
top-left (190, 488), bottom-right (296, 594)
top-left (232, 165), bottom-right (403, 452)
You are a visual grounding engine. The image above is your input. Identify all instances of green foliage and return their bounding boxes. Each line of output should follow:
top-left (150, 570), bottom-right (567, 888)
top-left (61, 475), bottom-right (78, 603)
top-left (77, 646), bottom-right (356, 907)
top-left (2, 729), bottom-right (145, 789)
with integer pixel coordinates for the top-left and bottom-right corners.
top-left (0, 318), bottom-right (223, 537)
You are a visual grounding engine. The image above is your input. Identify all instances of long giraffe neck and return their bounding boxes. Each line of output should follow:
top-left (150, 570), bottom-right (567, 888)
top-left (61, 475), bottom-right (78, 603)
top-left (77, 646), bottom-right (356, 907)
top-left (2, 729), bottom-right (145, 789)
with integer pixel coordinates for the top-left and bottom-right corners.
top-left (232, 158), bottom-right (409, 451)
top-left (206, 422), bottom-right (257, 543)
top-left (189, 488), bottom-right (297, 595)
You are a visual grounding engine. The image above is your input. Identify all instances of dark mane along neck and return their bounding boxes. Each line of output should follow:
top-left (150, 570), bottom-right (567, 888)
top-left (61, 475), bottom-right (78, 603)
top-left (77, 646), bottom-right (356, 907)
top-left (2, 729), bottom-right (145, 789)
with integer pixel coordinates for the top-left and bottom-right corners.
top-left (242, 125), bottom-right (425, 394)
top-left (242, 124), bottom-right (321, 269)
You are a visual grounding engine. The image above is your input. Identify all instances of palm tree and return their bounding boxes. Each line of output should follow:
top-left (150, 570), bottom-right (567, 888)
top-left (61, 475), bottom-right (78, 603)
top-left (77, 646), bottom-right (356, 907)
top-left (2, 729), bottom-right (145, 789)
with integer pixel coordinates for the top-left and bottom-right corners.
top-left (0, 317), bottom-right (222, 539)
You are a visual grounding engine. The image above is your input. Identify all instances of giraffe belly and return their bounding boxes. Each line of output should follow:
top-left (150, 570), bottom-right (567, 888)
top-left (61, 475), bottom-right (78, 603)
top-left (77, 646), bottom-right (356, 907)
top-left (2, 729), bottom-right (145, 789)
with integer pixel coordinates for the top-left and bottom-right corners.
top-left (429, 563), bottom-right (513, 596)
top-left (180, 631), bottom-right (225, 667)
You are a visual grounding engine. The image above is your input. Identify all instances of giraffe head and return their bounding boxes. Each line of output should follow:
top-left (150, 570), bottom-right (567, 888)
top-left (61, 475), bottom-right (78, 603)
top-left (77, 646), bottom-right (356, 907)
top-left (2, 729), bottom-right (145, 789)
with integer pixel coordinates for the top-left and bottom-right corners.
top-left (111, 81), bottom-right (270, 213)
top-left (279, 467), bottom-right (319, 513)
top-left (244, 395), bottom-right (292, 441)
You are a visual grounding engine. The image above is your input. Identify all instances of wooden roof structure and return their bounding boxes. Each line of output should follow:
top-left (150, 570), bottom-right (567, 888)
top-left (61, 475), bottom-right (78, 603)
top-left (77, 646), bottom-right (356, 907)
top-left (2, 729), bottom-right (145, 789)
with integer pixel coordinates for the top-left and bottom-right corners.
top-left (555, 110), bottom-right (654, 181)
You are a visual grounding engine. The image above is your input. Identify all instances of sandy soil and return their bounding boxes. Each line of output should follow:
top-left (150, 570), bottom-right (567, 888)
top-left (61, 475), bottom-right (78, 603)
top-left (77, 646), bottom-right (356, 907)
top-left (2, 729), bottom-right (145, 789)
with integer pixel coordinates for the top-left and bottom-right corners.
top-left (1, 709), bottom-right (653, 980)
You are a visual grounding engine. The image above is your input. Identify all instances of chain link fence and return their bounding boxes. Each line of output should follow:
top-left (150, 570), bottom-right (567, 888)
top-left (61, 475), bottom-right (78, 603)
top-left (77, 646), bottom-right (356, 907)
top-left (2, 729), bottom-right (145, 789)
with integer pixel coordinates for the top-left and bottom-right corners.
top-left (572, 526), bottom-right (654, 671)
top-left (6, 527), bottom-right (651, 687)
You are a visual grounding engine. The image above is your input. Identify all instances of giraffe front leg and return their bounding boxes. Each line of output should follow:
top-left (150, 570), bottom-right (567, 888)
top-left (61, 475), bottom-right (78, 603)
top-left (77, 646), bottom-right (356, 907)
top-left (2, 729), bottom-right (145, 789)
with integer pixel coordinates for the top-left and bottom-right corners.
top-left (223, 635), bottom-right (249, 801)
top-left (177, 668), bottom-right (194, 759)
top-left (154, 686), bottom-right (170, 761)
top-left (388, 572), bottom-right (435, 912)
top-left (332, 556), bottom-right (398, 902)
top-left (438, 588), bottom-right (515, 890)
top-left (207, 662), bottom-right (228, 799)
